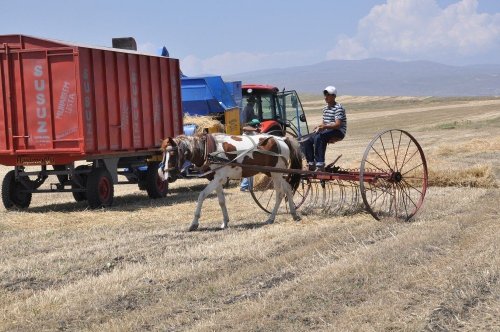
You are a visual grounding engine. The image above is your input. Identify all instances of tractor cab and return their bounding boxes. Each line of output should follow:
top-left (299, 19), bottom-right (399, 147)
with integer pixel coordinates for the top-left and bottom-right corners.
top-left (242, 84), bottom-right (309, 138)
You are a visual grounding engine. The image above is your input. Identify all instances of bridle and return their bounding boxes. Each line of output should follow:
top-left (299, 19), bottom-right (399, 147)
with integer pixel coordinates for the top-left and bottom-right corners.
top-left (159, 136), bottom-right (206, 179)
top-left (159, 143), bottom-right (181, 180)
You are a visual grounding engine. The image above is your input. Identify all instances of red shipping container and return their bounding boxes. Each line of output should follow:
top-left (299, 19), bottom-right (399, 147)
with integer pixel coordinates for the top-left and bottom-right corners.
top-left (0, 34), bottom-right (183, 166)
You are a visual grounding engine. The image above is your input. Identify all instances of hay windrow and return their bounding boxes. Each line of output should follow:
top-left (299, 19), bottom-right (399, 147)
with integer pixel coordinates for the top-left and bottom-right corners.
top-left (183, 114), bottom-right (224, 134)
top-left (435, 137), bottom-right (500, 156)
top-left (428, 164), bottom-right (497, 188)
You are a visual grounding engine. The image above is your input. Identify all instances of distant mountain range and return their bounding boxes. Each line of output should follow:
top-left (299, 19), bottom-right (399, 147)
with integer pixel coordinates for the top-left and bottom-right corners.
top-left (223, 58), bottom-right (500, 96)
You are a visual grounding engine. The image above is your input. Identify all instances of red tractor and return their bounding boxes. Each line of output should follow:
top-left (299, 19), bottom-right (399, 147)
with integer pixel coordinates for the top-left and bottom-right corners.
top-left (241, 84), bottom-right (309, 138)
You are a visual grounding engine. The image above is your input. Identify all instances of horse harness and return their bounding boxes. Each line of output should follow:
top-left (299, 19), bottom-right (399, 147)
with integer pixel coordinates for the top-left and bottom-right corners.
top-left (161, 133), bottom-right (289, 179)
top-left (201, 134), bottom-right (288, 177)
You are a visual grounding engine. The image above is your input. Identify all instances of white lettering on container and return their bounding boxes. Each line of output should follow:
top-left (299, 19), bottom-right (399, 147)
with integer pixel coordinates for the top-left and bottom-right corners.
top-left (34, 65), bottom-right (48, 134)
top-left (131, 72), bottom-right (140, 146)
top-left (56, 81), bottom-right (71, 119)
top-left (82, 69), bottom-right (94, 146)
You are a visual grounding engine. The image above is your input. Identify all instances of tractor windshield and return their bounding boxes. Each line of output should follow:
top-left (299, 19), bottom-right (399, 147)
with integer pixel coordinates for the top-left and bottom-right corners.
top-left (242, 88), bottom-right (309, 138)
top-left (260, 94), bottom-right (277, 121)
top-left (241, 92), bottom-right (278, 123)
top-left (278, 90), bottom-right (309, 138)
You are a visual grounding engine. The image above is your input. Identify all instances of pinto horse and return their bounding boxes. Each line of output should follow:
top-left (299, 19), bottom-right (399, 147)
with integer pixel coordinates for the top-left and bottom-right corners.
top-left (158, 133), bottom-right (302, 231)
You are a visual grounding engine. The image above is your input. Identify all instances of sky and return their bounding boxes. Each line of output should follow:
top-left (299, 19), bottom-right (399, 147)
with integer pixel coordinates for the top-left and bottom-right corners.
top-left (1, 0), bottom-right (499, 76)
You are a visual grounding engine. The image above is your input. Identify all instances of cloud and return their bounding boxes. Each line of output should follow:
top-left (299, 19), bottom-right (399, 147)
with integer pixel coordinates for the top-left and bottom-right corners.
top-left (135, 44), bottom-right (316, 76)
top-left (327, 0), bottom-right (500, 63)
top-left (180, 51), bottom-right (316, 76)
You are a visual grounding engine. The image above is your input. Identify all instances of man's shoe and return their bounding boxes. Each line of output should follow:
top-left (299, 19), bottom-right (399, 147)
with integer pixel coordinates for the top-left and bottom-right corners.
top-left (316, 164), bottom-right (325, 172)
top-left (307, 164), bottom-right (316, 171)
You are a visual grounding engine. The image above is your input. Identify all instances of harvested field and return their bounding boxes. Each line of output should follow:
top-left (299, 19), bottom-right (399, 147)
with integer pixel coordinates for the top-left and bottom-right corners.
top-left (0, 96), bottom-right (499, 331)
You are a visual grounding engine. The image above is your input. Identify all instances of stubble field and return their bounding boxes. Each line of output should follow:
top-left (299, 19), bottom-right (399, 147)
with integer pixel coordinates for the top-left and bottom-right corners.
top-left (1, 96), bottom-right (499, 331)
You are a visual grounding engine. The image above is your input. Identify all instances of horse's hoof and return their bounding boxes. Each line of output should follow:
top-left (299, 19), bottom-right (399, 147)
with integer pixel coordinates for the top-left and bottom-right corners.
top-left (265, 219), bottom-right (274, 225)
top-left (293, 215), bottom-right (302, 222)
top-left (188, 224), bottom-right (199, 232)
top-left (220, 223), bottom-right (228, 230)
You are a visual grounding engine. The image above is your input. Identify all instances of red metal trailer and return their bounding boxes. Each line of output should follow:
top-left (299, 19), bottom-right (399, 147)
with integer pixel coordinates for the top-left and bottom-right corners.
top-left (0, 35), bottom-right (183, 209)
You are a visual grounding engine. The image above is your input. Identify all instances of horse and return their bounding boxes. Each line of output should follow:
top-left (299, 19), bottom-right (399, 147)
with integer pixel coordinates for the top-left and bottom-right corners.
top-left (158, 133), bottom-right (303, 231)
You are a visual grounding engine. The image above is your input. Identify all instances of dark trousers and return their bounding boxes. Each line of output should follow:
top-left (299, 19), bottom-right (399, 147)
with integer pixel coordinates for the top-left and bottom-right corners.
top-left (303, 129), bottom-right (344, 164)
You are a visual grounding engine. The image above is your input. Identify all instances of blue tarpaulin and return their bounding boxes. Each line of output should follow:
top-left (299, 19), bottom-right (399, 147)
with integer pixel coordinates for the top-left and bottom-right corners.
top-left (181, 76), bottom-right (242, 116)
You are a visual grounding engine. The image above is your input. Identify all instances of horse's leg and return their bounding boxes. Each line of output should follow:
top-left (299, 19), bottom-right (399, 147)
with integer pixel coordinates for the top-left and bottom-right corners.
top-left (189, 179), bottom-right (220, 231)
top-left (283, 181), bottom-right (302, 222)
top-left (215, 184), bottom-right (230, 229)
top-left (265, 173), bottom-right (285, 224)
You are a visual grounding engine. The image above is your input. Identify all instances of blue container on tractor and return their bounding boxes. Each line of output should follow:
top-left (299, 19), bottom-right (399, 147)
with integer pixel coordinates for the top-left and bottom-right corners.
top-left (181, 76), bottom-right (242, 116)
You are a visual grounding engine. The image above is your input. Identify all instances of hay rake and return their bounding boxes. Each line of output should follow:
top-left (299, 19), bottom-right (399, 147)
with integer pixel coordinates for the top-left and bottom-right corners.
top-left (249, 129), bottom-right (428, 221)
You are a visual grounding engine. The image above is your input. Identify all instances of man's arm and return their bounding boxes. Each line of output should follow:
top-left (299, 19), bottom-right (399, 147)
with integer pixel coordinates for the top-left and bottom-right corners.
top-left (316, 119), bottom-right (342, 131)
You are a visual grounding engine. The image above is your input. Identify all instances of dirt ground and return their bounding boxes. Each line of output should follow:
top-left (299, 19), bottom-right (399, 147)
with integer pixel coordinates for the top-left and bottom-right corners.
top-left (0, 96), bottom-right (499, 331)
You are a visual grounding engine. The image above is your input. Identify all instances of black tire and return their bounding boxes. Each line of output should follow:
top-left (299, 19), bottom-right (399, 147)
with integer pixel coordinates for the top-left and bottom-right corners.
top-left (86, 168), bottom-right (114, 209)
top-left (264, 126), bottom-right (285, 136)
top-left (145, 163), bottom-right (168, 199)
top-left (72, 165), bottom-right (90, 202)
top-left (286, 129), bottom-right (298, 138)
top-left (2, 170), bottom-right (32, 210)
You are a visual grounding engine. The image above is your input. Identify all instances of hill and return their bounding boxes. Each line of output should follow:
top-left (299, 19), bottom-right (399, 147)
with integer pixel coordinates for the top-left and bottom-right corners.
top-left (224, 58), bottom-right (500, 96)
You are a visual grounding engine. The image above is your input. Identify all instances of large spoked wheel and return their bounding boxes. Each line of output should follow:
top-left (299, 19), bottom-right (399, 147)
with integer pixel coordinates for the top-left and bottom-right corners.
top-left (250, 174), bottom-right (311, 214)
top-left (360, 129), bottom-right (428, 221)
top-left (145, 163), bottom-right (168, 199)
top-left (1, 170), bottom-right (32, 210)
top-left (86, 168), bottom-right (114, 209)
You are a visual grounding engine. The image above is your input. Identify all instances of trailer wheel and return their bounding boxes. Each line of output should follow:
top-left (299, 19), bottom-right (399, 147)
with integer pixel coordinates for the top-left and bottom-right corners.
top-left (1, 170), bottom-right (32, 210)
top-left (86, 168), bottom-right (114, 208)
top-left (145, 163), bottom-right (168, 198)
top-left (72, 165), bottom-right (90, 202)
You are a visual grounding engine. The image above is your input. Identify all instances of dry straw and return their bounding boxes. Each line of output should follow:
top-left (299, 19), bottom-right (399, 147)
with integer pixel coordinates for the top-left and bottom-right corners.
top-left (252, 174), bottom-right (273, 191)
top-left (428, 164), bottom-right (497, 188)
top-left (183, 114), bottom-right (225, 134)
top-left (436, 137), bottom-right (500, 156)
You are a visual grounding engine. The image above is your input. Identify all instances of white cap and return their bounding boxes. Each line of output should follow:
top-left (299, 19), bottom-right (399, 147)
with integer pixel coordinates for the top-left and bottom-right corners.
top-left (323, 86), bottom-right (337, 96)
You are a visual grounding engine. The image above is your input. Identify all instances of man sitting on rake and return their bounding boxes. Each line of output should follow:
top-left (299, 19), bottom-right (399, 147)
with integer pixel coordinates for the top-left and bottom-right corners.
top-left (302, 86), bottom-right (347, 171)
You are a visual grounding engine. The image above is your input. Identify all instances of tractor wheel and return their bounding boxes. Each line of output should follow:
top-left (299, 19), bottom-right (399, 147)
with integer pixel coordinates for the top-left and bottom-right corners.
top-left (145, 163), bottom-right (168, 199)
top-left (72, 165), bottom-right (90, 202)
top-left (286, 129), bottom-right (298, 138)
top-left (1, 170), bottom-right (32, 210)
top-left (86, 168), bottom-right (114, 209)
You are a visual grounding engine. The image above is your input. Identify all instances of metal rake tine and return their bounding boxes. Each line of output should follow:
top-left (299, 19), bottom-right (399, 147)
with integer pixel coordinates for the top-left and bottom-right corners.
top-left (331, 180), bottom-right (345, 215)
top-left (347, 181), bottom-right (359, 213)
top-left (306, 180), bottom-right (321, 210)
top-left (323, 181), bottom-right (335, 214)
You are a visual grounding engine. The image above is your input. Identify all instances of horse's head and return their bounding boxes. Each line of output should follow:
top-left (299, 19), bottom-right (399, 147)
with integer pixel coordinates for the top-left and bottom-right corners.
top-left (158, 137), bottom-right (182, 181)
top-left (158, 134), bottom-right (211, 181)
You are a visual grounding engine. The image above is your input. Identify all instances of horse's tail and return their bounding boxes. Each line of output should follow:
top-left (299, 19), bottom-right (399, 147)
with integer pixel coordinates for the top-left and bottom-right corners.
top-left (284, 136), bottom-right (303, 191)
